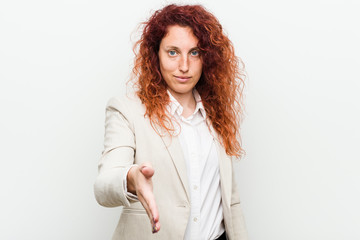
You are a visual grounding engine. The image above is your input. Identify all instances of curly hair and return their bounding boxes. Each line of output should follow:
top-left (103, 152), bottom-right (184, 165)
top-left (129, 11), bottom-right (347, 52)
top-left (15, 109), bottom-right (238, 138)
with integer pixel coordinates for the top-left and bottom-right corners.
top-left (131, 4), bottom-right (245, 157)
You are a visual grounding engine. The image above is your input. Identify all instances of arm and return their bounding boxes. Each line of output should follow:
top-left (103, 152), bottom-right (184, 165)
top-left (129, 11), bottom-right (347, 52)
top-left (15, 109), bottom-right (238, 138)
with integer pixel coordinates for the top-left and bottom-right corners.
top-left (93, 97), bottom-right (161, 232)
top-left (94, 97), bottom-right (136, 207)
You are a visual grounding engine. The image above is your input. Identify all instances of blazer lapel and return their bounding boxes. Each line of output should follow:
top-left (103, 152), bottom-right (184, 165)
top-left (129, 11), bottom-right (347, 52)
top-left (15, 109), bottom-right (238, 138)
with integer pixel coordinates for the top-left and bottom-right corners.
top-left (154, 120), bottom-right (231, 208)
top-left (216, 140), bottom-right (232, 208)
top-left (209, 122), bottom-right (232, 208)
top-left (157, 129), bottom-right (190, 203)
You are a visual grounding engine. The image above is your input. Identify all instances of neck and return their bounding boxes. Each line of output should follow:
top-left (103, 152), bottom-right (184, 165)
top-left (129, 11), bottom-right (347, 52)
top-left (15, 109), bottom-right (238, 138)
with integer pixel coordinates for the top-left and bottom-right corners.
top-left (169, 89), bottom-right (196, 118)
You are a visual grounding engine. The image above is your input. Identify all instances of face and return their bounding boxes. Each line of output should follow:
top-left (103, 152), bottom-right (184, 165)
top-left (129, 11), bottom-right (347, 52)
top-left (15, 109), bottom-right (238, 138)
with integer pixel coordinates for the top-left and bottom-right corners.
top-left (158, 25), bottom-right (203, 100)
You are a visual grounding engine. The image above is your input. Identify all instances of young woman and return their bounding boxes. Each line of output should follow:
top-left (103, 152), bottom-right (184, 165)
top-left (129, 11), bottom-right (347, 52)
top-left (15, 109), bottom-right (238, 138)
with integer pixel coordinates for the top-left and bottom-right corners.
top-left (94, 4), bottom-right (248, 240)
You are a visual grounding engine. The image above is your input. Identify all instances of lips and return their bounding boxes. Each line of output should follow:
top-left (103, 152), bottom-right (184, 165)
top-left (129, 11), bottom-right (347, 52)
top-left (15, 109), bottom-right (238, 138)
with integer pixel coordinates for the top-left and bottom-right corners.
top-left (174, 75), bottom-right (191, 83)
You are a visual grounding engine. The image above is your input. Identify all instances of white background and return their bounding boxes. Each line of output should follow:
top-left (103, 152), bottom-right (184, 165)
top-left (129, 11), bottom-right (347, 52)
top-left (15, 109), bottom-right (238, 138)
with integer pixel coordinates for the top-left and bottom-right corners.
top-left (1, 0), bottom-right (359, 239)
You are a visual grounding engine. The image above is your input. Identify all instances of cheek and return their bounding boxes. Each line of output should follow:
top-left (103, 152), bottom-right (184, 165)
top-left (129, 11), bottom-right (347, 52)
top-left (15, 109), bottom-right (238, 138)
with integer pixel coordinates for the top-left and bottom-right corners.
top-left (195, 62), bottom-right (203, 75)
top-left (160, 60), bottom-right (177, 74)
top-left (159, 54), bottom-right (176, 74)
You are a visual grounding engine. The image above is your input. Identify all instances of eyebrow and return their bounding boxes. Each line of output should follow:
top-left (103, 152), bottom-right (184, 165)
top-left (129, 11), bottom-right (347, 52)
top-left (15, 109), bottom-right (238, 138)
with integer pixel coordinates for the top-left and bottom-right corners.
top-left (164, 46), bottom-right (200, 52)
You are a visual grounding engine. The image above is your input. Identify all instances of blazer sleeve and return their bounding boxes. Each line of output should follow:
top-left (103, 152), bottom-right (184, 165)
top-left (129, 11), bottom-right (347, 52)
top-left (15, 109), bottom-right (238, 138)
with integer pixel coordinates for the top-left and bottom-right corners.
top-left (94, 97), bottom-right (138, 208)
top-left (230, 162), bottom-right (249, 240)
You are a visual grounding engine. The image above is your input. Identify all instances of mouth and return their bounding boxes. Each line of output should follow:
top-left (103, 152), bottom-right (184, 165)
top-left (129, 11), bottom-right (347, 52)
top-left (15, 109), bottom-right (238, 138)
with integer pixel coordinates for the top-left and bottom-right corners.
top-left (174, 75), bottom-right (191, 82)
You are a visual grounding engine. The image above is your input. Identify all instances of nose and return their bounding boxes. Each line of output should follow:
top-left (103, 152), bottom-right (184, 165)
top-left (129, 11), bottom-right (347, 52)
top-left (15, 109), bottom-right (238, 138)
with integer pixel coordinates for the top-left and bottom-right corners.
top-left (179, 55), bottom-right (189, 73)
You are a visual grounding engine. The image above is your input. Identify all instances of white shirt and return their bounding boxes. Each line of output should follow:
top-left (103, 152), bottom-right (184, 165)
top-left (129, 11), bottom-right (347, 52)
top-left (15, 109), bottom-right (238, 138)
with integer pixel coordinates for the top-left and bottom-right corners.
top-left (168, 90), bottom-right (225, 240)
top-left (124, 90), bottom-right (225, 240)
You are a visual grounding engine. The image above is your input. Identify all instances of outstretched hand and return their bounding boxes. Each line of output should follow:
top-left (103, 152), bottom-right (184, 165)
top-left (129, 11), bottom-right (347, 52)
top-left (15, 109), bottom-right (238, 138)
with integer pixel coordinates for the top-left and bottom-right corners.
top-left (127, 162), bottom-right (160, 233)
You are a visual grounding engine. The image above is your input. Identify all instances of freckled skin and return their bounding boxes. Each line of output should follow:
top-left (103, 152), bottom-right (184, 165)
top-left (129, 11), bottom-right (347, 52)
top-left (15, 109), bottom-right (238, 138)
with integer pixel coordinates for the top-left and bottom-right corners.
top-left (158, 25), bottom-right (203, 102)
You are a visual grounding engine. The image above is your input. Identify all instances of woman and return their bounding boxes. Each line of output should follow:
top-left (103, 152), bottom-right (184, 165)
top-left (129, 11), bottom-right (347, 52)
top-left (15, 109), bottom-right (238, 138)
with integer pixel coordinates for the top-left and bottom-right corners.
top-left (94, 4), bottom-right (248, 240)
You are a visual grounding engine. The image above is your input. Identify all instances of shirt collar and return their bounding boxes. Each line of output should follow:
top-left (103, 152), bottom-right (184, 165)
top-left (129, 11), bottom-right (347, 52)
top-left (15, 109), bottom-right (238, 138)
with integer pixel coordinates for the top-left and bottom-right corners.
top-left (167, 89), bottom-right (207, 119)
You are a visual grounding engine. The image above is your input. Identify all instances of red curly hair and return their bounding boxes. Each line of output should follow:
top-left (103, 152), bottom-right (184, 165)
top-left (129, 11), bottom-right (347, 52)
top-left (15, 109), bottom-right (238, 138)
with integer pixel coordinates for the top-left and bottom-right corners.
top-left (131, 4), bottom-right (245, 157)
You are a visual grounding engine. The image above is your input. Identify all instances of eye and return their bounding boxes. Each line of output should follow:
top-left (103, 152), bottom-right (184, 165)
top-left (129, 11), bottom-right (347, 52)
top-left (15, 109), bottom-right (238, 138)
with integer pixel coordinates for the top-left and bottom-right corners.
top-left (190, 50), bottom-right (199, 57)
top-left (168, 50), bottom-right (177, 56)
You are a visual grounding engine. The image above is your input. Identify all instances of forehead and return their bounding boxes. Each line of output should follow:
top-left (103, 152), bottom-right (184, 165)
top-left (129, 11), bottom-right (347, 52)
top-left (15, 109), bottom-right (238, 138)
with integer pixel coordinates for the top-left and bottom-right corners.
top-left (160, 25), bottom-right (199, 48)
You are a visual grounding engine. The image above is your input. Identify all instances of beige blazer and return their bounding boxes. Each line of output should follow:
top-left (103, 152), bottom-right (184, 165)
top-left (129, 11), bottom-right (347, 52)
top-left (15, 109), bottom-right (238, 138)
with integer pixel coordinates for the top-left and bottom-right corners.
top-left (94, 94), bottom-right (248, 240)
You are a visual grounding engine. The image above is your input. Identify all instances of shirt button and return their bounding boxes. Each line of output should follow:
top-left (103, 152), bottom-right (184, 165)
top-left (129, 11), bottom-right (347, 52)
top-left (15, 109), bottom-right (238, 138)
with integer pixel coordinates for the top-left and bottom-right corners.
top-left (193, 185), bottom-right (198, 190)
top-left (193, 217), bottom-right (198, 222)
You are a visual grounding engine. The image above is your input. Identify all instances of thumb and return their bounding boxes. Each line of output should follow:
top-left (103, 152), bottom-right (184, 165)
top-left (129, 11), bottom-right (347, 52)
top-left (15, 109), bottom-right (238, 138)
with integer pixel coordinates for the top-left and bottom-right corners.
top-left (140, 163), bottom-right (155, 179)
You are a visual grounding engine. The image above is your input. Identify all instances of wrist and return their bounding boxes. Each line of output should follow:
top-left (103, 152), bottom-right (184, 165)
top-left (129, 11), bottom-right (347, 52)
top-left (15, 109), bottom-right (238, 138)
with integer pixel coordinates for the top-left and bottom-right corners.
top-left (127, 165), bottom-right (138, 195)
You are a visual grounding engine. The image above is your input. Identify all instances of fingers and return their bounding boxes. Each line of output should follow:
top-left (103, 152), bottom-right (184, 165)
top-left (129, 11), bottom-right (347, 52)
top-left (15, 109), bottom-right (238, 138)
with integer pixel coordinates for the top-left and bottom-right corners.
top-left (148, 195), bottom-right (160, 233)
top-left (138, 187), bottom-right (160, 233)
top-left (136, 162), bottom-right (160, 233)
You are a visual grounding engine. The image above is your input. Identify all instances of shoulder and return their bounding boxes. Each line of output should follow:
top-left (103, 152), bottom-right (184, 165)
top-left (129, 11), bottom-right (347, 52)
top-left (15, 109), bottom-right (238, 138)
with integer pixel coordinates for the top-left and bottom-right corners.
top-left (106, 92), bottom-right (145, 117)
top-left (103, 92), bottom-right (146, 134)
